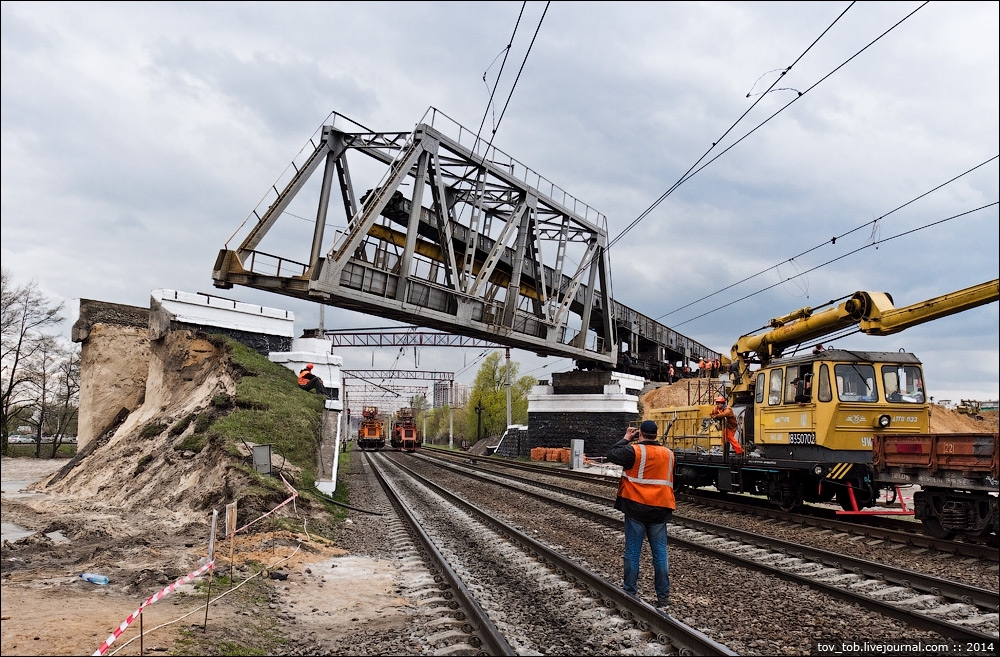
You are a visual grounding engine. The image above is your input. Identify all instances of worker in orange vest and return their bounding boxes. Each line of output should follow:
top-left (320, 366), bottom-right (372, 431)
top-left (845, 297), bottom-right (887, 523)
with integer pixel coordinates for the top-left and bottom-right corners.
top-left (710, 395), bottom-right (742, 455)
top-left (298, 363), bottom-right (327, 396)
top-left (607, 420), bottom-right (676, 609)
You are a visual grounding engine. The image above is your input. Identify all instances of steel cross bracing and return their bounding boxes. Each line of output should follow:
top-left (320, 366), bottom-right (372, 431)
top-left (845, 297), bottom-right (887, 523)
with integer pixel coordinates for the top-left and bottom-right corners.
top-left (213, 108), bottom-right (719, 371)
top-left (344, 383), bottom-right (427, 397)
top-left (342, 369), bottom-right (453, 382)
top-left (327, 330), bottom-right (500, 349)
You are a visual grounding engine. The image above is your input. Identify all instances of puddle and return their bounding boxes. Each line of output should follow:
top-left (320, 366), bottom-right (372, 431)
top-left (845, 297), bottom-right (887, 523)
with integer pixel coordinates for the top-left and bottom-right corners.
top-left (0, 478), bottom-right (49, 501)
top-left (1, 461), bottom-right (65, 542)
top-left (0, 522), bottom-right (68, 544)
top-left (1, 478), bottom-right (32, 493)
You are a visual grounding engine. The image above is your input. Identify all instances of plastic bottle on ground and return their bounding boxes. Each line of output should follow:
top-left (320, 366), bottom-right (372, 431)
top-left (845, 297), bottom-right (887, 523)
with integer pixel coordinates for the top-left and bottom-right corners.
top-left (80, 573), bottom-right (109, 585)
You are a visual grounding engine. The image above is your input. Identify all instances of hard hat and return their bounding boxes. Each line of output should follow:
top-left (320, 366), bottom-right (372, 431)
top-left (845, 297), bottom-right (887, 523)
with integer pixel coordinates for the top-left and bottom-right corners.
top-left (306, 363), bottom-right (314, 370)
top-left (715, 395), bottom-right (726, 403)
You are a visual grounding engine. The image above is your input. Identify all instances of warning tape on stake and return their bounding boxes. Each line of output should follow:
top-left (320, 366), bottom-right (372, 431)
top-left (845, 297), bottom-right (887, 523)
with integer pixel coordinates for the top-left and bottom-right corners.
top-left (92, 560), bottom-right (215, 656)
top-left (232, 474), bottom-right (299, 536)
top-left (94, 474), bottom-right (301, 655)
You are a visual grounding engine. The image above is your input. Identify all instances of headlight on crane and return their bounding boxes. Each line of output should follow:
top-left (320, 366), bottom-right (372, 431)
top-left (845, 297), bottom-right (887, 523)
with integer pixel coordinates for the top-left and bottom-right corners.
top-left (813, 464), bottom-right (825, 476)
top-left (878, 414), bottom-right (891, 428)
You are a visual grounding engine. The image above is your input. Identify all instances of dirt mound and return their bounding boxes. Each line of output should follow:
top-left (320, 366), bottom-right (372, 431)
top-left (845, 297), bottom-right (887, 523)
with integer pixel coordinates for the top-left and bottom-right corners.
top-left (932, 409), bottom-right (998, 433)
top-left (641, 381), bottom-right (714, 412)
top-left (42, 331), bottom-right (244, 522)
top-left (640, 381), bottom-right (998, 434)
top-left (0, 330), bottom-right (263, 655)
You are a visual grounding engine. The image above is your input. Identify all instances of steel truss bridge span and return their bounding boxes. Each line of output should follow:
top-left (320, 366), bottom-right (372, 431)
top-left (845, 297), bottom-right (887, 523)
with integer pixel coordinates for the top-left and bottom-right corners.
top-left (213, 108), bottom-right (719, 373)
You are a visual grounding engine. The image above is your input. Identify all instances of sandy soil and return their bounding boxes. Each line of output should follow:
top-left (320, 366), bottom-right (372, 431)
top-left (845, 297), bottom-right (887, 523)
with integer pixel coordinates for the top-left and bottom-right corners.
top-left (1, 455), bottom-right (403, 656)
top-left (1, 329), bottom-right (401, 656)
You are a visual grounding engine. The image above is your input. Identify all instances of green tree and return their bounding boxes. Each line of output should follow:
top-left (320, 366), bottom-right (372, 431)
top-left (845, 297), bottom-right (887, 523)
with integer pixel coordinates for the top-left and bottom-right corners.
top-left (465, 351), bottom-right (535, 441)
top-left (1, 269), bottom-right (64, 455)
top-left (423, 404), bottom-right (467, 445)
top-left (410, 392), bottom-right (430, 439)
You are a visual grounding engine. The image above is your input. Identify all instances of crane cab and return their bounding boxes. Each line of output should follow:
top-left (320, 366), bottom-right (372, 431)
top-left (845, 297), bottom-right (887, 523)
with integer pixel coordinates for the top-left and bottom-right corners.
top-left (751, 349), bottom-right (928, 458)
top-left (651, 349), bottom-right (929, 511)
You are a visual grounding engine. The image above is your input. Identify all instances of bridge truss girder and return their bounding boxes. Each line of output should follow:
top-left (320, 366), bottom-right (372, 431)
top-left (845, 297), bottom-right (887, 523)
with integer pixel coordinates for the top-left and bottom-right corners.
top-left (327, 329), bottom-right (500, 349)
top-left (213, 108), bottom-right (617, 368)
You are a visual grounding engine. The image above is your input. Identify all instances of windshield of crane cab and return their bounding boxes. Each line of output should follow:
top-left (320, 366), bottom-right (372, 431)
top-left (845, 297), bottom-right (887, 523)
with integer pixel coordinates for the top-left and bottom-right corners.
top-left (834, 364), bottom-right (877, 402)
top-left (881, 365), bottom-right (925, 403)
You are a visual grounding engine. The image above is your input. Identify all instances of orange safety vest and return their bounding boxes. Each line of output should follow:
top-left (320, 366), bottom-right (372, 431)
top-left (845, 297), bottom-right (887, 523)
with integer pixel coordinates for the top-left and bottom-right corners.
top-left (713, 406), bottom-right (742, 454)
top-left (298, 370), bottom-right (312, 386)
top-left (618, 443), bottom-right (676, 510)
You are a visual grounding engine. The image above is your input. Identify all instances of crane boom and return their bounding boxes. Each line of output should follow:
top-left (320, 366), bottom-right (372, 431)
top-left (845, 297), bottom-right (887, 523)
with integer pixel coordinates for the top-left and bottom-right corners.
top-left (731, 279), bottom-right (999, 389)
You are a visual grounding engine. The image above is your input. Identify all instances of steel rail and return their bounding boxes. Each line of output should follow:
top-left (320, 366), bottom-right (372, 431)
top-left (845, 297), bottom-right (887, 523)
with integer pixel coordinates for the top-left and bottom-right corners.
top-left (422, 446), bottom-right (999, 561)
top-left (414, 451), bottom-right (999, 642)
top-left (385, 452), bottom-right (737, 656)
top-left (366, 451), bottom-right (515, 655)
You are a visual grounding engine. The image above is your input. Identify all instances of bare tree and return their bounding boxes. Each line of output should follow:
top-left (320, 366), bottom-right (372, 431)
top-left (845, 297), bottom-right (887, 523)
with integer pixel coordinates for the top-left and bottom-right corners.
top-left (47, 345), bottom-right (81, 458)
top-left (23, 335), bottom-right (62, 457)
top-left (22, 336), bottom-right (79, 458)
top-left (1, 268), bottom-right (64, 455)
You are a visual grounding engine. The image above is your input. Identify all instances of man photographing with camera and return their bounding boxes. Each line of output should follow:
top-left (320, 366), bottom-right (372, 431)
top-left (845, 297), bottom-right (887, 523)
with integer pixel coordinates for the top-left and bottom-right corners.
top-left (606, 420), bottom-right (676, 609)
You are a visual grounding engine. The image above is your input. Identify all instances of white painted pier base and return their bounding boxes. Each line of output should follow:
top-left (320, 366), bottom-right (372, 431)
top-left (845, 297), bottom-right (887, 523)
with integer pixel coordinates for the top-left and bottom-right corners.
top-left (269, 337), bottom-right (345, 495)
top-left (527, 371), bottom-right (643, 415)
top-left (524, 371), bottom-right (644, 461)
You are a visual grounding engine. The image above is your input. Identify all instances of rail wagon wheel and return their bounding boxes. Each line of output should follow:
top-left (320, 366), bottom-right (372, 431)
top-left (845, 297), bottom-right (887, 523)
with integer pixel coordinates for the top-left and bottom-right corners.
top-left (920, 516), bottom-right (956, 540)
top-left (770, 476), bottom-right (800, 512)
top-left (777, 495), bottom-right (798, 512)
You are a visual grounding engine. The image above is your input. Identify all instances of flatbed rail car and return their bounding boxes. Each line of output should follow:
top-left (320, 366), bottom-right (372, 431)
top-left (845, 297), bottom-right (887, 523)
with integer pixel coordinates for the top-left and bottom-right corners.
top-left (873, 432), bottom-right (999, 539)
top-left (356, 405), bottom-right (386, 451)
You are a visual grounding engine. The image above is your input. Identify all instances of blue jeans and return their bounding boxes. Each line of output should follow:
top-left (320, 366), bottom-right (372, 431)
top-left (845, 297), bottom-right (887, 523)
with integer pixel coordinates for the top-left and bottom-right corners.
top-left (623, 515), bottom-right (670, 600)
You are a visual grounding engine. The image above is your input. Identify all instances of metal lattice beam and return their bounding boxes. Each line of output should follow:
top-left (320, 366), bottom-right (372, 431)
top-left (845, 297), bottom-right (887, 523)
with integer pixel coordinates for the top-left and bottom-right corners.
top-left (213, 108), bottom-right (719, 371)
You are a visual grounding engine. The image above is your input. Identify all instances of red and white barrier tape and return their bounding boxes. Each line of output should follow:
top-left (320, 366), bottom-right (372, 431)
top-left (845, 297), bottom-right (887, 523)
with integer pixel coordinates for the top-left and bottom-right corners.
top-left (95, 475), bottom-right (301, 655)
top-left (232, 474), bottom-right (299, 536)
top-left (92, 560), bottom-right (215, 656)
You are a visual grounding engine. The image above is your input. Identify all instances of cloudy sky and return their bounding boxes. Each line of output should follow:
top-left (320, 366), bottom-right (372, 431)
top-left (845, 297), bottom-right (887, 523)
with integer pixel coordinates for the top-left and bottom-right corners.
top-left (2, 1), bottom-right (997, 404)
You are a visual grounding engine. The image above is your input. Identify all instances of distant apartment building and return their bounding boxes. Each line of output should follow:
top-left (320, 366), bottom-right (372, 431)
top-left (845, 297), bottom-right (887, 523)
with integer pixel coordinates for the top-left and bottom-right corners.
top-left (433, 380), bottom-right (471, 408)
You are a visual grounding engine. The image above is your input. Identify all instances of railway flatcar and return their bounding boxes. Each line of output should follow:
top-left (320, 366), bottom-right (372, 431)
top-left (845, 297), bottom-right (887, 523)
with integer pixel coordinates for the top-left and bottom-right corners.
top-left (390, 407), bottom-right (422, 452)
top-left (873, 432), bottom-right (998, 539)
top-left (356, 406), bottom-right (386, 451)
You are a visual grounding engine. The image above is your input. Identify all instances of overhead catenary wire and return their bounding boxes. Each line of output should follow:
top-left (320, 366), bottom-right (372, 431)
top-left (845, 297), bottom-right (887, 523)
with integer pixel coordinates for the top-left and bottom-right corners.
top-left (474, 2), bottom-right (527, 149)
top-left (607, 1), bottom-right (864, 251)
top-left (634, 0), bottom-right (931, 250)
top-left (601, 2), bottom-right (962, 334)
top-left (670, 202), bottom-right (998, 328)
top-left (472, 1), bottom-right (550, 164)
top-left (656, 155), bottom-right (999, 322)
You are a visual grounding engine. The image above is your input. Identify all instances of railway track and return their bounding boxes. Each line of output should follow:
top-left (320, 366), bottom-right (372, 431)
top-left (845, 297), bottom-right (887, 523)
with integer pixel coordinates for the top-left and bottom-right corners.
top-left (368, 450), bottom-right (735, 655)
top-left (422, 446), bottom-right (1000, 562)
top-left (413, 447), bottom-right (999, 649)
